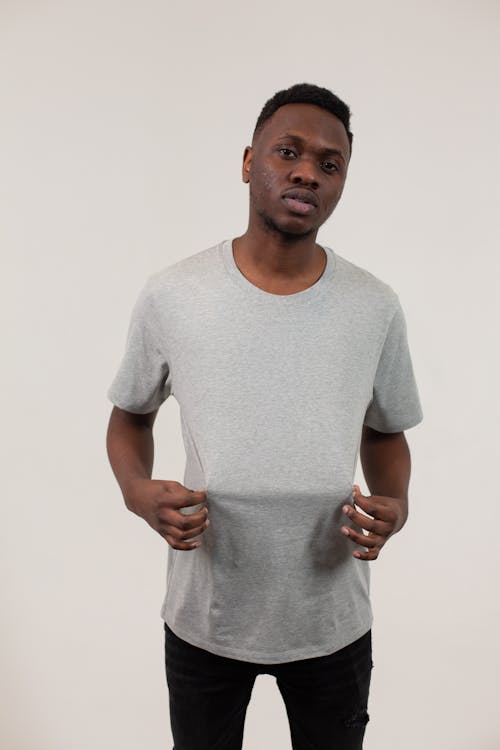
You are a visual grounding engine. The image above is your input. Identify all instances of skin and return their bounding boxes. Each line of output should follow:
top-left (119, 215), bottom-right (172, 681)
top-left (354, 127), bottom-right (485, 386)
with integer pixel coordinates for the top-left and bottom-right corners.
top-left (346, 425), bottom-right (411, 561)
top-left (233, 102), bottom-right (351, 294)
top-left (106, 102), bottom-right (413, 560)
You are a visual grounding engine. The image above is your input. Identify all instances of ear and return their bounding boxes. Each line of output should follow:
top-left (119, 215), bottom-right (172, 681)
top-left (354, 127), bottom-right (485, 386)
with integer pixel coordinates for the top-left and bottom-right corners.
top-left (242, 146), bottom-right (252, 183)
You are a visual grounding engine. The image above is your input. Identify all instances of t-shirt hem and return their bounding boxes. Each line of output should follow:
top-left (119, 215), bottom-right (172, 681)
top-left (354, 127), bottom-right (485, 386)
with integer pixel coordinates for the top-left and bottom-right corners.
top-left (107, 392), bottom-right (161, 415)
top-left (363, 412), bottom-right (423, 433)
top-left (162, 615), bottom-right (374, 664)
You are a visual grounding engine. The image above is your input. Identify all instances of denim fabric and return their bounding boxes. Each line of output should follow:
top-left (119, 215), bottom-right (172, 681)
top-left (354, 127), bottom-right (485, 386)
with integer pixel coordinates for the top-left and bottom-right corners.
top-left (164, 622), bottom-right (373, 750)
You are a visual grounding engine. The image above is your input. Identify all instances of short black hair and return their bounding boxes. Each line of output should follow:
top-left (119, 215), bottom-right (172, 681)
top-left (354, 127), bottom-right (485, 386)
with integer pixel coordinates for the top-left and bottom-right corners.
top-left (252, 82), bottom-right (353, 153)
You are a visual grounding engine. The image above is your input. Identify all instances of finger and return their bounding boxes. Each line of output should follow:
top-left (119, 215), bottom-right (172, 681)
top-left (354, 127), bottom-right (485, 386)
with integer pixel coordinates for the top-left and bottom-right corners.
top-left (160, 486), bottom-right (207, 511)
top-left (180, 489), bottom-right (208, 510)
top-left (164, 533), bottom-right (202, 551)
top-left (159, 505), bottom-right (208, 532)
top-left (353, 545), bottom-right (381, 561)
top-left (352, 485), bottom-right (391, 523)
top-left (340, 526), bottom-right (382, 548)
top-left (342, 503), bottom-right (391, 536)
top-left (164, 517), bottom-right (210, 549)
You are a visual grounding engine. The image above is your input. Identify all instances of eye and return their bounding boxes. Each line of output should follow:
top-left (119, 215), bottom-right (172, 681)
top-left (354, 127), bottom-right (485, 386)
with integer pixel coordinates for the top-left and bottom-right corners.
top-left (322, 161), bottom-right (339, 173)
top-left (278, 147), bottom-right (297, 158)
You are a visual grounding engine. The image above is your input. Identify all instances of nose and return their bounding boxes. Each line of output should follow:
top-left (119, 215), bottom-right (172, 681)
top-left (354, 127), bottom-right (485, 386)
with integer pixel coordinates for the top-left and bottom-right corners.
top-left (289, 157), bottom-right (320, 188)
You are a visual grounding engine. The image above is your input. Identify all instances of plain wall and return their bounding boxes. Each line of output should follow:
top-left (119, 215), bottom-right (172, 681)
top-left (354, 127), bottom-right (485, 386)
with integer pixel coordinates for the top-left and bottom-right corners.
top-left (2, 1), bottom-right (499, 748)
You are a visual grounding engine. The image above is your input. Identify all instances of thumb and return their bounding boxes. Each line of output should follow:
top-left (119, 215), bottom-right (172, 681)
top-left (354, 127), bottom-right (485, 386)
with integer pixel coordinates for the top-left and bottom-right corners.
top-left (352, 484), bottom-right (363, 500)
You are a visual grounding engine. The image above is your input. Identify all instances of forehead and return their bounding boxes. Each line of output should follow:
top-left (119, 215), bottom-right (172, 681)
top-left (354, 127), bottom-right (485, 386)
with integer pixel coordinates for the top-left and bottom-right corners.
top-left (258, 103), bottom-right (350, 155)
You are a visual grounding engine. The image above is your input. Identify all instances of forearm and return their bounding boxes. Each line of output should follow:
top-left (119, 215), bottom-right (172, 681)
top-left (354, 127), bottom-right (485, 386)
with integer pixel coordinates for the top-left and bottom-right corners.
top-left (359, 427), bottom-right (411, 531)
top-left (106, 407), bottom-right (155, 505)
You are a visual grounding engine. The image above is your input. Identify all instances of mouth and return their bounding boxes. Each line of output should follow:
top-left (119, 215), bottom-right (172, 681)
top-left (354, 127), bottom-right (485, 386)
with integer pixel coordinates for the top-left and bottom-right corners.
top-left (282, 196), bottom-right (317, 215)
top-left (281, 188), bottom-right (318, 215)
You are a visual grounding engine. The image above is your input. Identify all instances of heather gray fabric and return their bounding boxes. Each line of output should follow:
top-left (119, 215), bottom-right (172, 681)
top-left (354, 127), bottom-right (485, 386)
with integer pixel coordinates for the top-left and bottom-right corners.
top-left (107, 237), bottom-right (423, 664)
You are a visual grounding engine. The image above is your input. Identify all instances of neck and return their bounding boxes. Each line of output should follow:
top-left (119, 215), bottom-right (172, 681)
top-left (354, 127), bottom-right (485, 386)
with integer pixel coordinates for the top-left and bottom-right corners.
top-left (231, 223), bottom-right (328, 296)
top-left (233, 221), bottom-right (322, 279)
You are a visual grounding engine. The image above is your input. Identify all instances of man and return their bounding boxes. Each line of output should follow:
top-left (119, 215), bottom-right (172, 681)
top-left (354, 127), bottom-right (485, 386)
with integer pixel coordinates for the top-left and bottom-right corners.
top-left (106, 82), bottom-right (423, 750)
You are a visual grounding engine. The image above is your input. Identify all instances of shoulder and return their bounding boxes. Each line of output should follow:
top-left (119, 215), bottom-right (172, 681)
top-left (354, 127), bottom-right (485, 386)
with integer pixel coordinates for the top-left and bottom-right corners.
top-left (333, 250), bottom-right (399, 302)
top-left (142, 241), bottom-right (222, 301)
top-left (331, 249), bottom-right (400, 318)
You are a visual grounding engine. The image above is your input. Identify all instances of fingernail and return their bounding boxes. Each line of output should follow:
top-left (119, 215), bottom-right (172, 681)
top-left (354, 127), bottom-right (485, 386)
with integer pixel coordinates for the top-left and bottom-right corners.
top-left (342, 527), bottom-right (350, 536)
top-left (343, 505), bottom-right (351, 515)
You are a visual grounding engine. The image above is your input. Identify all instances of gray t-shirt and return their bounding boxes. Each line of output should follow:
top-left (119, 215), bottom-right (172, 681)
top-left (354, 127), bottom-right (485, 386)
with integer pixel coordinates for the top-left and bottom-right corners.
top-left (107, 237), bottom-right (423, 664)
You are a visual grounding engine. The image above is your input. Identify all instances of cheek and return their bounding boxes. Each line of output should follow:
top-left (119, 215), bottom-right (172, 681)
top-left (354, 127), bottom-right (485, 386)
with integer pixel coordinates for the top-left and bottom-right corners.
top-left (328, 184), bottom-right (344, 207)
top-left (262, 168), bottom-right (277, 192)
top-left (323, 191), bottom-right (342, 218)
top-left (255, 164), bottom-right (280, 195)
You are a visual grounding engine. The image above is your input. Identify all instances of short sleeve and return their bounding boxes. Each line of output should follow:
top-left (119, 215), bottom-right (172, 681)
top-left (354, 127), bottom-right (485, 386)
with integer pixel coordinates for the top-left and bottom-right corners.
top-left (107, 279), bottom-right (172, 414)
top-left (363, 298), bottom-right (423, 432)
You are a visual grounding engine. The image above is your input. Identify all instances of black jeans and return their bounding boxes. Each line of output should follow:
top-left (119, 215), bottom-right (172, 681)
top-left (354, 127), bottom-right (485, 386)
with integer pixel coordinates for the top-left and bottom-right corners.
top-left (164, 622), bottom-right (373, 750)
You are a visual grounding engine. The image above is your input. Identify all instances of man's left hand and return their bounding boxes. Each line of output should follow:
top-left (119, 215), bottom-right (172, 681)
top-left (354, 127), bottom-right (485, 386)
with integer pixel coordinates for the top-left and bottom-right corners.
top-left (340, 484), bottom-right (407, 561)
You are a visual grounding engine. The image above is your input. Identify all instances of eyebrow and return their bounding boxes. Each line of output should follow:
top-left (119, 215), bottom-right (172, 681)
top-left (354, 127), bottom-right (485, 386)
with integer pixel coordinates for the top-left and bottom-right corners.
top-left (275, 132), bottom-right (346, 164)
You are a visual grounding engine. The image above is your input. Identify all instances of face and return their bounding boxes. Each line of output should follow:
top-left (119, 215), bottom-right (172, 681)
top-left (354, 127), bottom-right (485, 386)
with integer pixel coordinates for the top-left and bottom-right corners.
top-left (242, 103), bottom-right (350, 238)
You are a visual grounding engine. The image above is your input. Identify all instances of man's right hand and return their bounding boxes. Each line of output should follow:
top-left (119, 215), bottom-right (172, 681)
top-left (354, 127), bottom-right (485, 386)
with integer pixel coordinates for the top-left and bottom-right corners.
top-left (124, 479), bottom-right (209, 550)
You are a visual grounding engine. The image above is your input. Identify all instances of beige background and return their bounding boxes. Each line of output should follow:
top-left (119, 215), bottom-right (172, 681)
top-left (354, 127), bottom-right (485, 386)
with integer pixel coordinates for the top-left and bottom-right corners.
top-left (2, 1), bottom-right (499, 748)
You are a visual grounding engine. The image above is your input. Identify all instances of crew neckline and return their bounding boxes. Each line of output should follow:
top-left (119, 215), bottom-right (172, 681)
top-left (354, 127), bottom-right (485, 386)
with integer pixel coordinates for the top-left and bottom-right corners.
top-left (221, 237), bottom-right (336, 304)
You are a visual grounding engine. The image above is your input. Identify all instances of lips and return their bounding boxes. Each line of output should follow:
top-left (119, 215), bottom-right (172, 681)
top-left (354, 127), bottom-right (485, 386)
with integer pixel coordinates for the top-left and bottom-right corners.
top-left (281, 188), bottom-right (318, 216)
top-left (282, 188), bottom-right (318, 207)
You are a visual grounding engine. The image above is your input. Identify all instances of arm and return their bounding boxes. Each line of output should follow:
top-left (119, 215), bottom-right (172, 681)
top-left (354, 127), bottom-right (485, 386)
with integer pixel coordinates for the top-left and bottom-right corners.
top-left (359, 424), bottom-right (411, 533)
top-left (106, 405), bottom-right (159, 509)
top-left (340, 424), bottom-right (413, 560)
top-left (105, 405), bottom-right (210, 550)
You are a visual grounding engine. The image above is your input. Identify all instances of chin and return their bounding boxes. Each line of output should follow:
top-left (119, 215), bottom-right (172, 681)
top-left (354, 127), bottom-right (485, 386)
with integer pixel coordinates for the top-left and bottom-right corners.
top-left (261, 212), bottom-right (317, 239)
